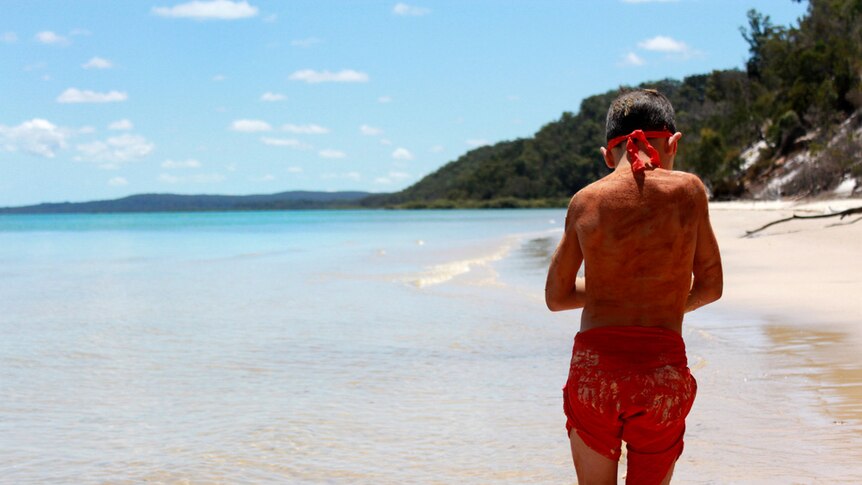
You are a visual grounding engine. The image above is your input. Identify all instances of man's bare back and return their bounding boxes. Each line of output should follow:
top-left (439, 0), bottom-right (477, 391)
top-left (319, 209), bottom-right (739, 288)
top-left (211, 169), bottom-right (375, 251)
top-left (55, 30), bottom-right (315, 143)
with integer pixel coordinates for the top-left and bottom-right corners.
top-left (547, 165), bottom-right (722, 334)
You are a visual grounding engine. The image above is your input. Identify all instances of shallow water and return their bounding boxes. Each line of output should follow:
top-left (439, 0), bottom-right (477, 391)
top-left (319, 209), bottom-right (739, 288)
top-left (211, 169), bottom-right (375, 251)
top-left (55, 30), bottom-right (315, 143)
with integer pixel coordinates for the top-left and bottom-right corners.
top-left (0, 210), bottom-right (860, 483)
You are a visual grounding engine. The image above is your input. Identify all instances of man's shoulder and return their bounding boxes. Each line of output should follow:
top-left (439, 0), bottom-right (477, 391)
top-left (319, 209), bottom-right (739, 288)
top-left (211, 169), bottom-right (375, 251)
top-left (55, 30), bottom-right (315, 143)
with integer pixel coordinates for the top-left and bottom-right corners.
top-left (658, 170), bottom-right (707, 196)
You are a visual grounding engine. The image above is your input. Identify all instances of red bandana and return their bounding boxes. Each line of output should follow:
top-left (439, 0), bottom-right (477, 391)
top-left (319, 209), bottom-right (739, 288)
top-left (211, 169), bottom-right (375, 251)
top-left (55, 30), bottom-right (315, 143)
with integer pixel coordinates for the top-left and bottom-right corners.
top-left (606, 130), bottom-right (673, 172)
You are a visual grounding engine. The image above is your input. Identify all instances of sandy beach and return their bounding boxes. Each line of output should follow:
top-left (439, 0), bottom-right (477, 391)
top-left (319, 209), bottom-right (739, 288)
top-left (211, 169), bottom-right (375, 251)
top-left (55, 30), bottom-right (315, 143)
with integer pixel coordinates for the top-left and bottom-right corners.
top-left (670, 199), bottom-right (862, 482)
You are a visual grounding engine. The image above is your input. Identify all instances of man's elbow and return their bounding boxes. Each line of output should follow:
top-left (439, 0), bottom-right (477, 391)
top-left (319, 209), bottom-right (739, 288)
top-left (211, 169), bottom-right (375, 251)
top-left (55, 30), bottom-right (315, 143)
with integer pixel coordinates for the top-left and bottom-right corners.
top-left (545, 294), bottom-right (564, 312)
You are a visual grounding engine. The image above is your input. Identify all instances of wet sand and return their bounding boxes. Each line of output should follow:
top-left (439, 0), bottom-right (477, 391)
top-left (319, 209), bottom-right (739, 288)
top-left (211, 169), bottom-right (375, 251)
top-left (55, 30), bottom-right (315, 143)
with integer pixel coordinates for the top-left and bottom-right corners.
top-left (673, 199), bottom-right (862, 482)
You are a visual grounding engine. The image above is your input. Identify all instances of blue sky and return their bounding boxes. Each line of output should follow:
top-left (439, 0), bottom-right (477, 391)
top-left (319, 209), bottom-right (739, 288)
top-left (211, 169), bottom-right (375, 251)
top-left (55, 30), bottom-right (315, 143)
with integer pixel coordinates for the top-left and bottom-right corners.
top-left (1, 0), bottom-right (807, 206)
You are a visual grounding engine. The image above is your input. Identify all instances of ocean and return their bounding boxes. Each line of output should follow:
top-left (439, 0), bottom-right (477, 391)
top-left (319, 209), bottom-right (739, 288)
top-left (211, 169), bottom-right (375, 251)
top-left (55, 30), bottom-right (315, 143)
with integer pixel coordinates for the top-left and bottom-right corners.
top-left (1, 210), bottom-right (860, 484)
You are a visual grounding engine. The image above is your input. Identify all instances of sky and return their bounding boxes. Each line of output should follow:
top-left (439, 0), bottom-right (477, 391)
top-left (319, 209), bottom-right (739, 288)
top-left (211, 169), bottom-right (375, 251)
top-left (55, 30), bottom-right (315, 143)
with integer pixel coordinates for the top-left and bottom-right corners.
top-left (0, 0), bottom-right (808, 206)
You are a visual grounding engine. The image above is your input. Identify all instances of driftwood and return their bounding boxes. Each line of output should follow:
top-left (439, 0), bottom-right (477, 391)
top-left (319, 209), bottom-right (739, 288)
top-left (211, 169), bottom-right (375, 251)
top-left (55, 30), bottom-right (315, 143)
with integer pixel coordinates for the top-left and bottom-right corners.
top-left (743, 206), bottom-right (862, 237)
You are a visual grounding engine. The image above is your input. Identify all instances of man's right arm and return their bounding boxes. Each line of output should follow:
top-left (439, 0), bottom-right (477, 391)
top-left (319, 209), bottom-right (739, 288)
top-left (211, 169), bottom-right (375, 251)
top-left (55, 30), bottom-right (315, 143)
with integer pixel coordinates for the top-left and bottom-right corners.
top-left (545, 195), bottom-right (587, 312)
top-left (685, 179), bottom-right (723, 313)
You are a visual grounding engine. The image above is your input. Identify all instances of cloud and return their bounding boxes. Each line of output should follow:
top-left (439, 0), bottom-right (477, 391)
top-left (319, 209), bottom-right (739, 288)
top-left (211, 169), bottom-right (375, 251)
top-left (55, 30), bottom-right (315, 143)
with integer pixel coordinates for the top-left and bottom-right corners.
top-left (35, 31), bottom-right (69, 45)
top-left (288, 69), bottom-right (369, 83)
top-left (212, 74), bottom-right (226, 81)
top-left (76, 134), bottom-right (154, 166)
top-left (230, 119), bottom-right (272, 132)
top-left (620, 52), bottom-right (645, 66)
top-left (250, 173), bottom-right (276, 182)
top-left (152, 0), bottom-right (259, 20)
top-left (260, 137), bottom-right (311, 149)
top-left (282, 123), bottom-right (329, 134)
top-left (161, 158), bottom-right (201, 169)
top-left (108, 119), bottom-right (133, 131)
top-left (375, 171), bottom-right (410, 185)
top-left (638, 35), bottom-right (688, 53)
top-left (287, 166), bottom-right (303, 173)
top-left (466, 139), bottom-right (489, 147)
top-left (108, 176), bottom-right (128, 186)
top-left (0, 118), bottom-right (69, 158)
top-left (159, 172), bottom-right (225, 184)
top-left (360, 124), bottom-right (383, 136)
top-left (393, 3), bottom-right (430, 16)
top-left (82, 57), bottom-right (112, 69)
top-left (291, 37), bottom-right (322, 48)
top-left (430, 145), bottom-right (444, 153)
top-left (322, 171), bottom-right (360, 181)
top-left (318, 149), bottom-right (346, 159)
top-left (2, 32), bottom-right (17, 43)
top-left (57, 88), bottom-right (127, 103)
top-left (378, 95), bottom-right (393, 103)
top-left (392, 147), bottom-right (414, 160)
top-left (260, 92), bottom-right (286, 102)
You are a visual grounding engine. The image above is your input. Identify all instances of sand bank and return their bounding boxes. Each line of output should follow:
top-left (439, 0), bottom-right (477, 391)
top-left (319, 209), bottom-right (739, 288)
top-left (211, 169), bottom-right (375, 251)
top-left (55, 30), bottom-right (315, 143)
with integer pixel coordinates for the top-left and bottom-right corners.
top-left (709, 198), bottom-right (862, 337)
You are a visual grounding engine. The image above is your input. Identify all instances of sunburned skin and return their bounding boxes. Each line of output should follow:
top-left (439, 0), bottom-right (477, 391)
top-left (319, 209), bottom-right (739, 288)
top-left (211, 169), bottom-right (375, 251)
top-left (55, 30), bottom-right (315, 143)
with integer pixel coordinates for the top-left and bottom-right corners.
top-left (545, 136), bottom-right (723, 335)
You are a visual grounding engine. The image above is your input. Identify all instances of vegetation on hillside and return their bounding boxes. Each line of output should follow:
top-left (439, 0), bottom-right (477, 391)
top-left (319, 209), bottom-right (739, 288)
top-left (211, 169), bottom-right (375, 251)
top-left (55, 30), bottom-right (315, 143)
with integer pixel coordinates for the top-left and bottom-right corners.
top-left (366, 0), bottom-right (862, 208)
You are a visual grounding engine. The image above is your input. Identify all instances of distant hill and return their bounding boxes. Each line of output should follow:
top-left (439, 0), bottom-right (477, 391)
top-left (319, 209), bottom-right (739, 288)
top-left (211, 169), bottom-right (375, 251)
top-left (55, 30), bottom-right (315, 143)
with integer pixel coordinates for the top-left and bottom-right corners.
top-left (0, 191), bottom-right (372, 214)
top-left (362, 1), bottom-right (862, 207)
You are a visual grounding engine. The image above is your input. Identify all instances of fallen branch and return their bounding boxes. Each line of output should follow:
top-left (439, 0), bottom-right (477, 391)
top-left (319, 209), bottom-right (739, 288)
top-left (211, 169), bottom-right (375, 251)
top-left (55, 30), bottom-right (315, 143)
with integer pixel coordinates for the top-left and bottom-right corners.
top-left (743, 206), bottom-right (862, 237)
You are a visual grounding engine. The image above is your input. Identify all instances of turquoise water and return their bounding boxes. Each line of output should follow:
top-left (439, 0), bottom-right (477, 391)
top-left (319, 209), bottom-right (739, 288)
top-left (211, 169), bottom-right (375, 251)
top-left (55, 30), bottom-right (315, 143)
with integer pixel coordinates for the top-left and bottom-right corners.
top-left (0, 209), bottom-right (577, 483)
top-left (3, 209), bottom-right (860, 484)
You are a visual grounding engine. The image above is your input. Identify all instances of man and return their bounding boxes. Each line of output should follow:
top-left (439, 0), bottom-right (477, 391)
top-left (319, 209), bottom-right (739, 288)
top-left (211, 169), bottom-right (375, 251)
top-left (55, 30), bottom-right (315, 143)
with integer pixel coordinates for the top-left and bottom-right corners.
top-left (545, 89), bottom-right (723, 485)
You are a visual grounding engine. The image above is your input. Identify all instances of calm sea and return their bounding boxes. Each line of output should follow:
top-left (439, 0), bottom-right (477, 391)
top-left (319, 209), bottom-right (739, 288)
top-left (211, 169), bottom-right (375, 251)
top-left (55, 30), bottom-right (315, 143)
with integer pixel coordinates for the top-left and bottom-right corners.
top-left (2, 210), bottom-right (860, 484)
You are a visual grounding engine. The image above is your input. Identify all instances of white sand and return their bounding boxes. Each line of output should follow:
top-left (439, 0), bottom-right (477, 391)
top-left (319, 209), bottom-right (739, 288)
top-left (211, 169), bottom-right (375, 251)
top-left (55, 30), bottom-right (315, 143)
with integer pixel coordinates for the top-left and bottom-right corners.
top-left (709, 198), bottom-right (862, 342)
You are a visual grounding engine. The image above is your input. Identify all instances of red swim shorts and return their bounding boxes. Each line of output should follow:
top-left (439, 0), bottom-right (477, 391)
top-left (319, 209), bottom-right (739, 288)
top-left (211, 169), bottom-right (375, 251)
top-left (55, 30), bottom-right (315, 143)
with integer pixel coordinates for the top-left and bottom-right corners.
top-left (563, 326), bottom-right (697, 484)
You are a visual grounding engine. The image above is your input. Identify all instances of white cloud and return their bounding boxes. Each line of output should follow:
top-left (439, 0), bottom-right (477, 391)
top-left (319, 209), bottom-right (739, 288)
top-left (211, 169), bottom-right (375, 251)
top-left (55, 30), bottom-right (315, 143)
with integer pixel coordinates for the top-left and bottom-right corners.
top-left (152, 0), bottom-right (259, 20)
top-left (263, 14), bottom-right (277, 23)
top-left (75, 134), bottom-right (154, 165)
top-left (2, 32), bottom-right (17, 43)
top-left (287, 166), bottom-right (303, 173)
top-left (291, 37), bottom-right (321, 48)
top-left (393, 3), bottom-right (430, 16)
top-left (108, 119), bottom-right (133, 131)
top-left (288, 69), bottom-right (369, 84)
top-left (392, 147), bottom-right (414, 160)
top-left (379, 138), bottom-right (393, 146)
top-left (319, 149), bottom-right (346, 159)
top-left (374, 171), bottom-right (410, 185)
top-left (322, 171), bottom-right (361, 181)
top-left (260, 137), bottom-right (311, 149)
top-left (360, 124), bottom-right (383, 136)
top-left (251, 173), bottom-right (276, 182)
top-left (378, 95), bottom-right (393, 103)
top-left (70, 28), bottom-right (91, 36)
top-left (620, 52), bottom-right (646, 66)
top-left (82, 57), bottom-right (112, 69)
top-left (108, 176), bottom-right (128, 186)
top-left (161, 158), bottom-right (201, 169)
top-left (57, 88), bottom-right (127, 103)
top-left (78, 126), bottom-right (97, 134)
top-left (260, 92), bottom-right (286, 102)
top-left (638, 35), bottom-right (688, 53)
top-left (212, 74), bottom-right (226, 81)
top-left (230, 119), bottom-right (272, 132)
top-left (466, 139), bottom-right (489, 147)
top-left (159, 172), bottom-right (225, 184)
top-left (282, 123), bottom-right (329, 134)
top-left (430, 145), bottom-right (444, 153)
top-left (0, 118), bottom-right (69, 158)
top-left (35, 31), bottom-right (69, 45)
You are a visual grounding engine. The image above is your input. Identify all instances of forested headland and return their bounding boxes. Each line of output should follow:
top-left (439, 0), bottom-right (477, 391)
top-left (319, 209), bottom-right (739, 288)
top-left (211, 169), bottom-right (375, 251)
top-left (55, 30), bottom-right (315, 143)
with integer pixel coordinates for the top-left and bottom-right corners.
top-left (364, 0), bottom-right (862, 208)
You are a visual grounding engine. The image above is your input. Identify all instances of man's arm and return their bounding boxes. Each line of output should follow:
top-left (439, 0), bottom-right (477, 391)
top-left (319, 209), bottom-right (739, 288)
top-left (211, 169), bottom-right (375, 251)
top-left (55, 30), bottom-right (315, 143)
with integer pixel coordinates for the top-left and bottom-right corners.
top-left (685, 180), bottom-right (723, 313)
top-left (545, 196), bottom-right (587, 312)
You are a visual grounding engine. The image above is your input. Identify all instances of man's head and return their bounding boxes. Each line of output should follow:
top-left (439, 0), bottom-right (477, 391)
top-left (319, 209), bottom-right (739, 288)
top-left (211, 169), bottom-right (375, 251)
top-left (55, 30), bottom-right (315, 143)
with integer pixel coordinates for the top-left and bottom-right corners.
top-left (602, 88), bottom-right (682, 170)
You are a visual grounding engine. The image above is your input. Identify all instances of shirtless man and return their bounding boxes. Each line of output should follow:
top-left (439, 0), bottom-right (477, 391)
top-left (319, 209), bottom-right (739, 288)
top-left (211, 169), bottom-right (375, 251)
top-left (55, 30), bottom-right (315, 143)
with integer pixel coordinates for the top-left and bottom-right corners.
top-left (545, 89), bottom-right (723, 485)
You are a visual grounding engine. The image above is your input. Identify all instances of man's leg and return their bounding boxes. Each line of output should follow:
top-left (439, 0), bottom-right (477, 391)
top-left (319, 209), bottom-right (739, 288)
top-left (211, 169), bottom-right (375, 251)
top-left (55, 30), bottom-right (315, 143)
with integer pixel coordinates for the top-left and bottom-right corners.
top-left (570, 429), bottom-right (617, 485)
